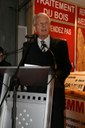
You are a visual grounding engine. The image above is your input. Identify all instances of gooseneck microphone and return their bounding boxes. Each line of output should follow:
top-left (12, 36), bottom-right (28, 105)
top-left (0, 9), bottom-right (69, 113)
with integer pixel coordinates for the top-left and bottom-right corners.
top-left (0, 34), bottom-right (38, 128)
top-left (5, 48), bottom-right (23, 57)
top-left (25, 34), bottom-right (38, 39)
top-left (0, 34), bottom-right (38, 59)
top-left (25, 34), bottom-right (38, 42)
top-left (20, 34), bottom-right (38, 66)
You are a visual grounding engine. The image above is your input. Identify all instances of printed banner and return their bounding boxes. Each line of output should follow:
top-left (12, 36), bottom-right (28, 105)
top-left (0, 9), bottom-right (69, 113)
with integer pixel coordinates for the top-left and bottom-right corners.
top-left (34, 0), bottom-right (75, 23)
top-left (77, 7), bottom-right (85, 27)
top-left (65, 95), bottom-right (85, 128)
top-left (50, 21), bottom-right (74, 68)
top-left (65, 72), bottom-right (85, 91)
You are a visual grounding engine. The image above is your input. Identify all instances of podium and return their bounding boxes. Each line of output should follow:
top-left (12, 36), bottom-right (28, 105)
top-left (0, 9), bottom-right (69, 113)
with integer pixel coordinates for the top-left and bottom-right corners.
top-left (0, 66), bottom-right (54, 128)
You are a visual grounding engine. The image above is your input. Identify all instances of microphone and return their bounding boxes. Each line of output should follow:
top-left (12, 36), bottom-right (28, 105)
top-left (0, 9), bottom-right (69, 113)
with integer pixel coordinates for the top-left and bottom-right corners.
top-left (41, 42), bottom-right (57, 71)
top-left (25, 34), bottom-right (38, 42)
top-left (0, 34), bottom-right (38, 58)
top-left (19, 34), bottom-right (38, 66)
top-left (0, 48), bottom-right (23, 59)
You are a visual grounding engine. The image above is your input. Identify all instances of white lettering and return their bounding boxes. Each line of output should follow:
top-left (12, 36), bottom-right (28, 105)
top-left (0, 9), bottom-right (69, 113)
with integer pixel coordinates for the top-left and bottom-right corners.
top-left (79, 8), bottom-right (85, 16)
top-left (36, 0), bottom-right (55, 7)
top-left (36, 0), bottom-right (75, 13)
top-left (43, 8), bottom-right (53, 17)
top-left (55, 1), bottom-right (75, 13)
top-left (78, 18), bottom-right (85, 26)
top-left (54, 11), bottom-right (68, 21)
top-left (64, 28), bottom-right (71, 35)
top-left (50, 25), bottom-right (64, 34)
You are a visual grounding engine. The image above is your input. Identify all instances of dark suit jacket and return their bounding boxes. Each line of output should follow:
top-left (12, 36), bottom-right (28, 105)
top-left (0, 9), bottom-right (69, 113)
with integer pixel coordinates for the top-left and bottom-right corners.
top-left (22, 37), bottom-right (71, 79)
top-left (22, 36), bottom-right (72, 108)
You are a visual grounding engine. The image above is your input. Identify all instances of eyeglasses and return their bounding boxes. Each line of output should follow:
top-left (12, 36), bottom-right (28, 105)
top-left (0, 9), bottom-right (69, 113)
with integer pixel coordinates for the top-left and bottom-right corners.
top-left (36, 22), bottom-right (50, 26)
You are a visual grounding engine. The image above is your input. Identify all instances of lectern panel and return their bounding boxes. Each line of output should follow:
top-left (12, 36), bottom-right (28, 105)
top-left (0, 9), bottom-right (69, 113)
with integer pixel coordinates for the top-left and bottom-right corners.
top-left (0, 66), bottom-right (54, 128)
top-left (2, 92), bottom-right (47, 128)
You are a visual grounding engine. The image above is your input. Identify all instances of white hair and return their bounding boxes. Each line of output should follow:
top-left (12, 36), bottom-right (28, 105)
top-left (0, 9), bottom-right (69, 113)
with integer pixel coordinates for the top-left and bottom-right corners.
top-left (33, 12), bottom-right (51, 25)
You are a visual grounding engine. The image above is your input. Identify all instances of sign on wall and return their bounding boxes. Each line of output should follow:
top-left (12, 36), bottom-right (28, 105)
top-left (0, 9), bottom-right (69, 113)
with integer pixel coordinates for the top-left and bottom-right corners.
top-left (76, 7), bottom-right (85, 71)
top-left (77, 7), bottom-right (85, 27)
top-left (34, 0), bottom-right (75, 23)
top-left (65, 72), bottom-right (85, 91)
top-left (64, 72), bottom-right (85, 128)
top-left (50, 21), bottom-right (75, 68)
top-left (65, 95), bottom-right (85, 128)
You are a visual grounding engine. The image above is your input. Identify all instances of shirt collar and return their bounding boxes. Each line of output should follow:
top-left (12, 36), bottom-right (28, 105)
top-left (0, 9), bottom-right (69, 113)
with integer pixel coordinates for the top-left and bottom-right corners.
top-left (38, 35), bottom-right (50, 49)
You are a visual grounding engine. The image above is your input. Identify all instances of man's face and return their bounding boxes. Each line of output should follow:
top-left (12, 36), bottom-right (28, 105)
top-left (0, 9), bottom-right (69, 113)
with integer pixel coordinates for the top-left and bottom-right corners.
top-left (0, 52), bottom-right (4, 62)
top-left (35, 15), bottom-right (50, 39)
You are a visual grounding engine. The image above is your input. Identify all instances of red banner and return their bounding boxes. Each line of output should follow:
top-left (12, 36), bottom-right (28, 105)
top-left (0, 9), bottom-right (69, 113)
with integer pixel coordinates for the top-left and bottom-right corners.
top-left (34, 0), bottom-right (75, 23)
top-left (65, 95), bottom-right (85, 128)
top-left (77, 7), bottom-right (85, 26)
top-left (50, 21), bottom-right (75, 69)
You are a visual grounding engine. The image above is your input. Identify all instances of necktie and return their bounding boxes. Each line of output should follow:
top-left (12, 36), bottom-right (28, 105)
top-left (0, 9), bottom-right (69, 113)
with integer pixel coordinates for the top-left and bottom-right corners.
top-left (41, 41), bottom-right (45, 52)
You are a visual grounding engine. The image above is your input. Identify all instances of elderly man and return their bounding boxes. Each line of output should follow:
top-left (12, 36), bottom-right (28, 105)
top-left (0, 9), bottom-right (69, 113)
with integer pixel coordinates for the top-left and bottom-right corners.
top-left (22, 13), bottom-right (72, 128)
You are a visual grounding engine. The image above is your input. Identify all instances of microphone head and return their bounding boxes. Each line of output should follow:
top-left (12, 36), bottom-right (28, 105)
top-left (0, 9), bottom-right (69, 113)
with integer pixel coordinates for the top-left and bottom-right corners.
top-left (25, 34), bottom-right (38, 39)
top-left (32, 34), bottom-right (38, 38)
top-left (25, 34), bottom-right (38, 42)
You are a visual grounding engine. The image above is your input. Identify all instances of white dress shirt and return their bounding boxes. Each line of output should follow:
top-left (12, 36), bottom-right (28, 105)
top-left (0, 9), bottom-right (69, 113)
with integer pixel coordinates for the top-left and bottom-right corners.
top-left (37, 35), bottom-right (50, 52)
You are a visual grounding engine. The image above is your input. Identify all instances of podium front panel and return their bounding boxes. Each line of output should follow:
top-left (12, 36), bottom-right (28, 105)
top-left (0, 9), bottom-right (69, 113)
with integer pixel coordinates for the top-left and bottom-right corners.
top-left (1, 92), bottom-right (47, 128)
top-left (0, 66), bottom-right (54, 128)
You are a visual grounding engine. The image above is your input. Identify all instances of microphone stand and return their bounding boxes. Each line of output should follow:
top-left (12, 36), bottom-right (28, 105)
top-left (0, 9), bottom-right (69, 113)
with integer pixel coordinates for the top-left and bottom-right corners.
top-left (0, 36), bottom-right (34, 128)
top-left (2, 48), bottom-right (23, 59)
